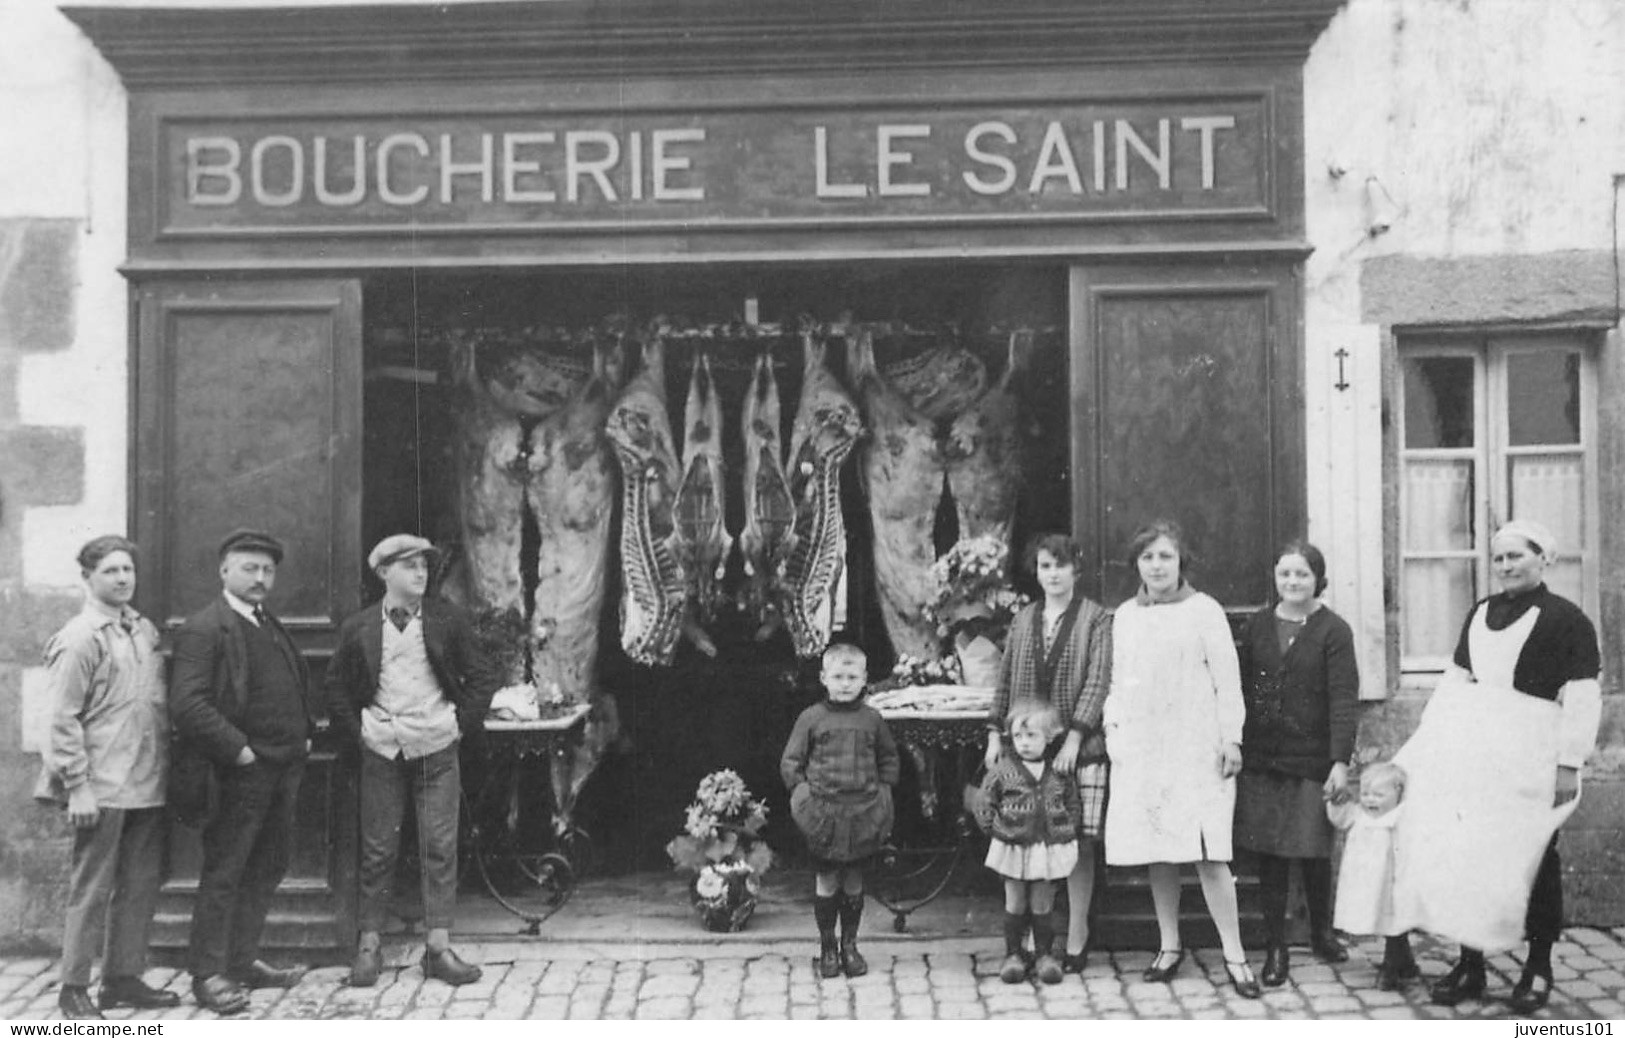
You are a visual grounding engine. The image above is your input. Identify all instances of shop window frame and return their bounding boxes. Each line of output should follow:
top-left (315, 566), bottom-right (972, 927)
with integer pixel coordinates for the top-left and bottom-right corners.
top-left (1395, 330), bottom-right (1600, 676)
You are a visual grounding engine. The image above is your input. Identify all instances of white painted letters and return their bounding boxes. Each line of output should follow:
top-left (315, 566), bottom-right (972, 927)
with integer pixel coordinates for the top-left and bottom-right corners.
top-left (652, 128), bottom-right (705, 201)
top-left (814, 126), bottom-right (866, 199)
top-left (187, 137), bottom-right (242, 206)
top-left (963, 121), bottom-right (1018, 196)
top-left (877, 124), bottom-right (931, 197)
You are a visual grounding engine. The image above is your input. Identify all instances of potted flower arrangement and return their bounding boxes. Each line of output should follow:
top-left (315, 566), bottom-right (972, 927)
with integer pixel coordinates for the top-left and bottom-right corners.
top-left (664, 769), bottom-right (773, 932)
top-left (922, 535), bottom-right (1029, 687)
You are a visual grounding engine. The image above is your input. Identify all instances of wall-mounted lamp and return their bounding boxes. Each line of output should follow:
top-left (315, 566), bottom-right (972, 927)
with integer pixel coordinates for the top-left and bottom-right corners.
top-left (1364, 175), bottom-right (1401, 237)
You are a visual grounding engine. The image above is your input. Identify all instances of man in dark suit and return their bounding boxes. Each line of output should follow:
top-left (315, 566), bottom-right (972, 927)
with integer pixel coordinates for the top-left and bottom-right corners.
top-left (168, 529), bottom-right (317, 1015)
top-left (325, 534), bottom-right (499, 988)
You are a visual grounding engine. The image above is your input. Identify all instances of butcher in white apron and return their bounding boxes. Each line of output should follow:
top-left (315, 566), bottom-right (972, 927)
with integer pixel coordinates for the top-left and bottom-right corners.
top-left (1392, 519), bottom-right (1601, 1015)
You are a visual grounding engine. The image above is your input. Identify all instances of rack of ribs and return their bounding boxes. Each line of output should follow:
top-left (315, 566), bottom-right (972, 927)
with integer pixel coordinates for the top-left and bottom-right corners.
top-left (739, 350), bottom-right (795, 641)
top-left (775, 325), bottom-right (864, 658)
top-left (847, 326), bottom-right (945, 662)
top-left (528, 333), bottom-right (623, 703)
top-left (672, 351), bottom-right (730, 657)
top-left (945, 330), bottom-right (1031, 543)
top-left (606, 331), bottom-right (690, 667)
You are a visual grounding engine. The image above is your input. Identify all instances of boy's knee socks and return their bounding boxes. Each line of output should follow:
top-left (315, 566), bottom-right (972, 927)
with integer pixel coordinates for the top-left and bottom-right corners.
top-left (1030, 911), bottom-right (1056, 957)
top-left (1002, 912), bottom-right (1028, 956)
top-left (814, 894), bottom-right (840, 938)
top-left (838, 892), bottom-right (864, 938)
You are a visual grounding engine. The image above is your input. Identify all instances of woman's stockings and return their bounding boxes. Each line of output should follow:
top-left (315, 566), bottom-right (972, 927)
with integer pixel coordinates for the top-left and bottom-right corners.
top-left (1147, 863), bottom-right (1184, 951)
top-left (1065, 850), bottom-right (1097, 957)
top-left (1195, 861), bottom-right (1247, 962)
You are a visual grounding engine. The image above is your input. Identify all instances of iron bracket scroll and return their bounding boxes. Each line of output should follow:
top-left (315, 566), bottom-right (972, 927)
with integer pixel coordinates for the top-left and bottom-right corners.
top-left (463, 706), bottom-right (593, 935)
top-left (870, 712), bottom-right (988, 933)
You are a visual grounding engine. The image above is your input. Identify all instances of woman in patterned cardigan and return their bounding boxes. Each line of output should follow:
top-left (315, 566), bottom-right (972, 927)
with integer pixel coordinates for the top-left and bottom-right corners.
top-left (983, 532), bottom-right (1112, 972)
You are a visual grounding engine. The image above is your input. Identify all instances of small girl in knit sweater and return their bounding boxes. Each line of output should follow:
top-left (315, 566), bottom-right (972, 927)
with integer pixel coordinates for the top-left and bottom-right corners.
top-left (977, 698), bottom-right (1081, 985)
top-left (1328, 761), bottom-right (1418, 990)
top-left (780, 643), bottom-right (901, 980)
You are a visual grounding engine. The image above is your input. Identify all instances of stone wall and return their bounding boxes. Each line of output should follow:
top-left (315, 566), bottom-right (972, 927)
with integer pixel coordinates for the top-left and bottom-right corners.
top-left (1304, 0), bottom-right (1625, 925)
top-left (0, 1), bottom-right (129, 952)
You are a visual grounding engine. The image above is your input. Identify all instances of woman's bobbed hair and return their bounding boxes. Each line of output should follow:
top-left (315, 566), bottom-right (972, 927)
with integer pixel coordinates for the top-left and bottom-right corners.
top-left (1021, 532), bottom-right (1084, 579)
top-left (1275, 539), bottom-right (1329, 597)
top-left (1125, 518), bottom-right (1196, 578)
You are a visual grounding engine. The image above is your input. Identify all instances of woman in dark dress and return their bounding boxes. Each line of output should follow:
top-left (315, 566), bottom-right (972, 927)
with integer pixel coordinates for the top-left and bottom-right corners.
top-left (1234, 541), bottom-right (1358, 987)
top-left (1394, 519), bottom-right (1601, 1015)
top-left (984, 533), bottom-right (1112, 971)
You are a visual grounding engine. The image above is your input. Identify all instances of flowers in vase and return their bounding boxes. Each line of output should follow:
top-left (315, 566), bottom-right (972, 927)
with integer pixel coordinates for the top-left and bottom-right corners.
top-left (666, 769), bottom-right (774, 929)
top-left (922, 535), bottom-right (1030, 651)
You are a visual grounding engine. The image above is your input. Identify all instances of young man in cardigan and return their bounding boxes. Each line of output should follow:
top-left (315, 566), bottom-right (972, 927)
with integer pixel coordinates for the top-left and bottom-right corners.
top-left (324, 535), bottom-right (499, 988)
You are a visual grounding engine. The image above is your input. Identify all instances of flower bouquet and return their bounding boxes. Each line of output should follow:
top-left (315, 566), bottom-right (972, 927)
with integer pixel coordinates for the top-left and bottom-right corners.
top-left (922, 535), bottom-right (1029, 687)
top-left (665, 769), bottom-right (773, 932)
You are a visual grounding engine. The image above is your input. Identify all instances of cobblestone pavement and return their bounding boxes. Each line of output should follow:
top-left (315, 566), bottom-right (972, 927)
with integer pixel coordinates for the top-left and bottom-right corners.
top-left (3, 929), bottom-right (1623, 1020)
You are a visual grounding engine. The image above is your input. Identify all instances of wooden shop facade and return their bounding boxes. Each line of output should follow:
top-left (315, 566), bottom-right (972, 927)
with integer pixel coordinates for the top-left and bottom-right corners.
top-left (67, 0), bottom-right (1343, 951)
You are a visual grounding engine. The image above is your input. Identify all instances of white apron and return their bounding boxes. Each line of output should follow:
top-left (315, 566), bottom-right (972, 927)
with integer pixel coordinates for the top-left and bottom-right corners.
top-left (1391, 606), bottom-right (1579, 953)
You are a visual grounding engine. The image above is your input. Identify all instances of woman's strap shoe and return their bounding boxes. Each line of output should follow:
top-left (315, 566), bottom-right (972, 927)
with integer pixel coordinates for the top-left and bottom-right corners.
top-left (1507, 971), bottom-right (1553, 1015)
top-left (58, 986), bottom-right (104, 1020)
top-left (1061, 951), bottom-right (1089, 974)
top-left (1225, 959), bottom-right (1263, 999)
top-left (422, 947), bottom-right (483, 986)
top-left (1143, 948), bottom-right (1185, 983)
top-left (1429, 958), bottom-right (1487, 1006)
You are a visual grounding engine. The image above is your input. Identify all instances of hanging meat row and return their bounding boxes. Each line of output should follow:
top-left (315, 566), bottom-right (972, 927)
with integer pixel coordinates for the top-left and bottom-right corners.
top-left (441, 317), bottom-right (1033, 675)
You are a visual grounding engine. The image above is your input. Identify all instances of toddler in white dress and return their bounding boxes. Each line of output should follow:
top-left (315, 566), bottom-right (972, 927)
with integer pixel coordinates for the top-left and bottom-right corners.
top-left (1328, 762), bottom-right (1417, 990)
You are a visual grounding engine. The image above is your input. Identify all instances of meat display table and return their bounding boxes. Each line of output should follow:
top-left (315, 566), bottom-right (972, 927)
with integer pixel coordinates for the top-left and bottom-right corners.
top-left (465, 704), bottom-right (593, 934)
top-left (871, 703), bottom-right (990, 933)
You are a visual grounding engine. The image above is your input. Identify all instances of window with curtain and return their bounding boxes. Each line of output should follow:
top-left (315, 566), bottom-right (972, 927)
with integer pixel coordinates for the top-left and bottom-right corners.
top-left (1397, 332), bottom-right (1597, 672)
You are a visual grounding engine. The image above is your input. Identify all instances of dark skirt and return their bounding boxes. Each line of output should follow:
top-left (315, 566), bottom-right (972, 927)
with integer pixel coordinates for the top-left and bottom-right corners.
top-left (1233, 770), bottom-right (1333, 859)
top-left (791, 783), bottom-right (894, 865)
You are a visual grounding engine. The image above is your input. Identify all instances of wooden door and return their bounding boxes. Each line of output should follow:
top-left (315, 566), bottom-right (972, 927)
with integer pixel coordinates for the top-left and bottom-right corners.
top-left (133, 277), bottom-right (363, 955)
top-left (1070, 262), bottom-right (1304, 611)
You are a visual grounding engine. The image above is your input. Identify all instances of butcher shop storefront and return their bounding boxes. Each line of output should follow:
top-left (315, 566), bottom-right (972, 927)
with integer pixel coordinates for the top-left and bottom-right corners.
top-left (68, 0), bottom-right (1339, 951)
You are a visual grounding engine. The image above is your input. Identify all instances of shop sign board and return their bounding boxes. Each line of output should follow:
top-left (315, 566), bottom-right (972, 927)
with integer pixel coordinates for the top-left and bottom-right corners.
top-left (159, 96), bottom-right (1275, 238)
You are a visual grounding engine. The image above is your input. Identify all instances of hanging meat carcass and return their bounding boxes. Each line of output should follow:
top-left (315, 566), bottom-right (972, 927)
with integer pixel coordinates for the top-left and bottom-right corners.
top-left (672, 352), bottom-right (730, 656)
top-left (606, 332), bottom-right (690, 666)
top-left (774, 325), bottom-right (864, 658)
top-left (445, 340), bottom-right (592, 683)
top-left (739, 350), bottom-right (795, 640)
top-left (848, 326), bottom-right (945, 662)
top-left (944, 330), bottom-right (1032, 543)
top-left (528, 333), bottom-right (623, 702)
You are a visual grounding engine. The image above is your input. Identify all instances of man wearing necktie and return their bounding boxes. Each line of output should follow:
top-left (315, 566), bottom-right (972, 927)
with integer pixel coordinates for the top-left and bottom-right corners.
top-left (324, 534), bottom-right (499, 988)
top-left (168, 529), bottom-right (318, 1015)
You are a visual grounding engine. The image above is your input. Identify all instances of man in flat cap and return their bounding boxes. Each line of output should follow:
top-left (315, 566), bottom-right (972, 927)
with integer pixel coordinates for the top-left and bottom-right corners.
top-left (325, 534), bottom-right (499, 987)
top-left (168, 529), bottom-right (319, 1015)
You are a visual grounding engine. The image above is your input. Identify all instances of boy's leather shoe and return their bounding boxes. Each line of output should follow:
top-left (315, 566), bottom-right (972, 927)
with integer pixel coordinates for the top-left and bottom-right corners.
top-left (58, 986), bottom-right (103, 1019)
top-left (99, 975), bottom-right (181, 1009)
top-left (1376, 956), bottom-right (1421, 991)
top-left (229, 960), bottom-right (307, 989)
top-left (999, 953), bottom-right (1029, 984)
top-left (816, 939), bottom-right (842, 979)
top-left (1033, 954), bottom-right (1064, 985)
top-left (191, 975), bottom-right (248, 1015)
top-left (839, 939), bottom-right (868, 978)
top-left (422, 947), bottom-right (482, 986)
top-left (1311, 929), bottom-right (1349, 963)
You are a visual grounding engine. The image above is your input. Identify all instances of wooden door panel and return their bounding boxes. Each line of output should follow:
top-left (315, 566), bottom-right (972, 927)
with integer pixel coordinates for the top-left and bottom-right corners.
top-left (1071, 263), bottom-right (1303, 609)
top-left (134, 278), bottom-right (362, 954)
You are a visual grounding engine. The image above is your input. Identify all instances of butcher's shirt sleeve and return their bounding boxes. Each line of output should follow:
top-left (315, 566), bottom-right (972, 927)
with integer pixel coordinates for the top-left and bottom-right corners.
top-left (1558, 678), bottom-right (1602, 769)
top-left (1202, 598), bottom-right (1246, 746)
top-left (43, 624), bottom-right (102, 793)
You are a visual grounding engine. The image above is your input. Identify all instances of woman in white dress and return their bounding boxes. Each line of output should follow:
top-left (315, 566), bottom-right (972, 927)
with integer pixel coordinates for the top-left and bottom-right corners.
top-left (1102, 520), bottom-right (1258, 998)
top-left (1394, 519), bottom-right (1601, 1015)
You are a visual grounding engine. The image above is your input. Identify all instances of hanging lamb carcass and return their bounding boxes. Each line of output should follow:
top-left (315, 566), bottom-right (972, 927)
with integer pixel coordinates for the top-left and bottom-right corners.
top-left (773, 324), bottom-right (864, 658)
top-left (605, 331), bottom-right (691, 666)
